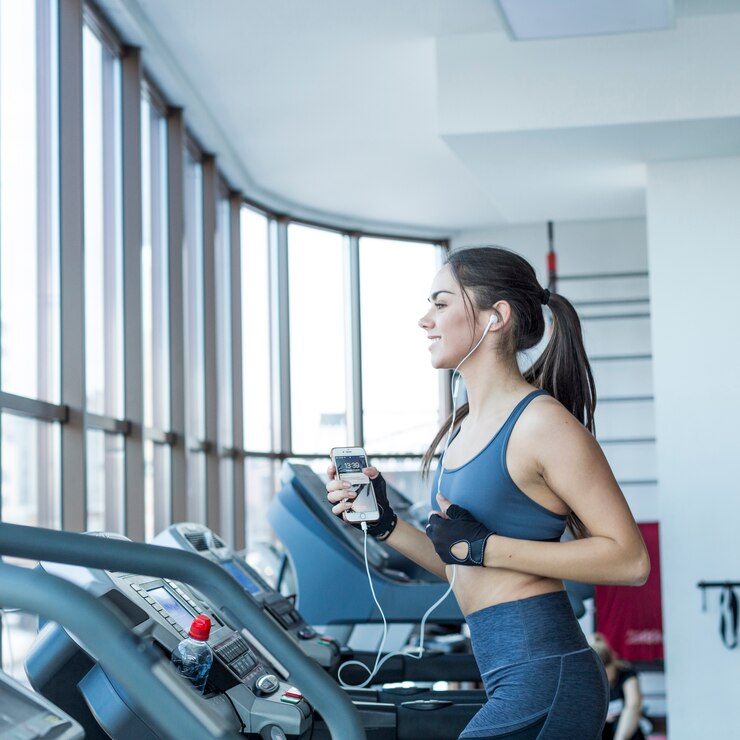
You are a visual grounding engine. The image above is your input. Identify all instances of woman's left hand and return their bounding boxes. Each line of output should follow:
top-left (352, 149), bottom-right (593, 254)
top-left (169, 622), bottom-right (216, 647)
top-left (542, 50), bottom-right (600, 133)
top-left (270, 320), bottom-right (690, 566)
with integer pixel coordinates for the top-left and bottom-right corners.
top-left (426, 493), bottom-right (494, 566)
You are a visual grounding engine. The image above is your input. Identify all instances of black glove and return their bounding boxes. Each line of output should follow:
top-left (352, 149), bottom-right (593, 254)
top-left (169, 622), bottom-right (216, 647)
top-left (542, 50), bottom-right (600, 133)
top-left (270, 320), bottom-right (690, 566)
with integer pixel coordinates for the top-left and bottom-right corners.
top-left (425, 504), bottom-right (493, 566)
top-left (346, 474), bottom-right (397, 541)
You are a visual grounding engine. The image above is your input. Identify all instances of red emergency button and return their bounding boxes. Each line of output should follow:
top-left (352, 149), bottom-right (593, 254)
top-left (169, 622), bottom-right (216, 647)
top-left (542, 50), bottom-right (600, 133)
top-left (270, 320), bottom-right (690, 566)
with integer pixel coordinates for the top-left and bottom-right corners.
top-left (284, 687), bottom-right (303, 700)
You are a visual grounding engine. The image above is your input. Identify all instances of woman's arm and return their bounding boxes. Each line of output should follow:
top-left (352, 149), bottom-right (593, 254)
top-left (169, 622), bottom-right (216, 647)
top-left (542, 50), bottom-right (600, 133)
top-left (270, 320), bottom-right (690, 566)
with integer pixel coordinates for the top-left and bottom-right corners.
top-left (442, 400), bottom-right (649, 584)
top-left (326, 464), bottom-right (448, 581)
top-left (613, 675), bottom-right (643, 740)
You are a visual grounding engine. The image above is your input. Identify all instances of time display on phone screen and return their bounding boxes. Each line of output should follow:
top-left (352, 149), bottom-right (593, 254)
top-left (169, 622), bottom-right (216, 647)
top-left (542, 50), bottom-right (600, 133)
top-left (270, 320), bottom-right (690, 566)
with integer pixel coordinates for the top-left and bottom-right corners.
top-left (335, 455), bottom-right (367, 474)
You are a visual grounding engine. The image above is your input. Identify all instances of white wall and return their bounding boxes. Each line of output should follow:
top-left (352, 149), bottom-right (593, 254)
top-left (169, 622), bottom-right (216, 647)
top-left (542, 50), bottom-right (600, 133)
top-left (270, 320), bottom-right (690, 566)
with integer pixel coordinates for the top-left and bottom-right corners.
top-left (453, 217), bottom-right (658, 522)
top-left (646, 157), bottom-right (740, 739)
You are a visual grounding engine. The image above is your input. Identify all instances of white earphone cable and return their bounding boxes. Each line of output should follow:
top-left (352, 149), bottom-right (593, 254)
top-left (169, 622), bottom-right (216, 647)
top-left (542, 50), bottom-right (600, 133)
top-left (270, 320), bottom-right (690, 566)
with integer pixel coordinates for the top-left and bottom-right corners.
top-left (337, 317), bottom-right (493, 688)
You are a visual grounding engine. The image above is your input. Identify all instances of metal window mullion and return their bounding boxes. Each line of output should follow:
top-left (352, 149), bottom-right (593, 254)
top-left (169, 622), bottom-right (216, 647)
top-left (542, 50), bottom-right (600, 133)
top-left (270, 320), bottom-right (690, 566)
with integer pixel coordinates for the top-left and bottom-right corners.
top-left (202, 156), bottom-right (220, 532)
top-left (230, 195), bottom-right (246, 550)
top-left (273, 218), bottom-right (291, 454)
top-left (150, 105), bottom-right (170, 535)
top-left (59, 0), bottom-right (86, 532)
top-left (346, 234), bottom-right (363, 447)
top-left (167, 109), bottom-right (186, 524)
top-left (101, 46), bottom-right (122, 533)
top-left (121, 46), bottom-right (144, 541)
top-left (36, 0), bottom-right (56, 528)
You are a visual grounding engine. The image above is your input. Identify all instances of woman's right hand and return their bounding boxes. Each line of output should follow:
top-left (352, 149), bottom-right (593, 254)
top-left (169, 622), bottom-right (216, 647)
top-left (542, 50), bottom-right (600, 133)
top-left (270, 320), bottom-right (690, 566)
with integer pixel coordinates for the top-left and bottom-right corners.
top-left (326, 463), bottom-right (398, 539)
top-left (326, 462), bottom-right (357, 518)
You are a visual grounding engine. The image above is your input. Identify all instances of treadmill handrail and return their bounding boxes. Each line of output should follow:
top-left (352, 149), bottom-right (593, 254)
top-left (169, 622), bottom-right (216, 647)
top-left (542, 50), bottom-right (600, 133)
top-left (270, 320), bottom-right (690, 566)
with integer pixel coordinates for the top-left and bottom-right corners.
top-left (0, 522), bottom-right (365, 740)
top-left (0, 561), bottom-right (239, 740)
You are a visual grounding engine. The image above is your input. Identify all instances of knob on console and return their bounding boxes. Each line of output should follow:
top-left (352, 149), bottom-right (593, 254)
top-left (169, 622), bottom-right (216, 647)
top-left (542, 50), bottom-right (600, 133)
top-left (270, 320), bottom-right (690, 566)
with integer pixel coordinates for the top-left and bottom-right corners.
top-left (254, 673), bottom-right (280, 696)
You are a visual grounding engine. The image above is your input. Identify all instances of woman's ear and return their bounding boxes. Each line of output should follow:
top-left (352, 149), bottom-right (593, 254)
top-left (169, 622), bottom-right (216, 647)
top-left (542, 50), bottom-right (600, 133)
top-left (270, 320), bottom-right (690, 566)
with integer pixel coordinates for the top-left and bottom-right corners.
top-left (490, 300), bottom-right (511, 329)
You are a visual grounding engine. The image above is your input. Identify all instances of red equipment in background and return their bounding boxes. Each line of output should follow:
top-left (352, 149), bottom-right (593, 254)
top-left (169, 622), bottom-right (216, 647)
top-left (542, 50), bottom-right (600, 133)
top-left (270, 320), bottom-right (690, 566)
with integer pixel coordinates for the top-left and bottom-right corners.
top-left (595, 522), bottom-right (664, 662)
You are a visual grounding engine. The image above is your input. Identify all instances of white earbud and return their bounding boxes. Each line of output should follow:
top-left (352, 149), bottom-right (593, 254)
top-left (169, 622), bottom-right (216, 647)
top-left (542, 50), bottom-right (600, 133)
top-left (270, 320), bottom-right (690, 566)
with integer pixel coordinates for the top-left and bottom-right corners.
top-left (488, 314), bottom-right (498, 326)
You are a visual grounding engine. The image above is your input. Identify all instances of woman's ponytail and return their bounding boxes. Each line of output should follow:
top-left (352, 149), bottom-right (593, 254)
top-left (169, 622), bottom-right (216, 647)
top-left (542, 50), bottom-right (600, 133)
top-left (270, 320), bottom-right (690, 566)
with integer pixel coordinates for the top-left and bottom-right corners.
top-left (524, 293), bottom-right (596, 539)
top-left (523, 293), bottom-right (596, 434)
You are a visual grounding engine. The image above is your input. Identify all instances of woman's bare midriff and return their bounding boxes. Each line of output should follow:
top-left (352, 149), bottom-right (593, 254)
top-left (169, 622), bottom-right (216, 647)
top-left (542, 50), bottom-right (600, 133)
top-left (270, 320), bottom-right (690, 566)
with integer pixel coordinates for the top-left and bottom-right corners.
top-left (448, 562), bottom-right (564, 616)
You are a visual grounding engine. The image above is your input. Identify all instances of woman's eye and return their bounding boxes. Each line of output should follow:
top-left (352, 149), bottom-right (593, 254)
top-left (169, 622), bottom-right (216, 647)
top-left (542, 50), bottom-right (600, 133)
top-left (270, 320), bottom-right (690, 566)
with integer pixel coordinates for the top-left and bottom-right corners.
top-left (434, 303), bottom-right (446, 310)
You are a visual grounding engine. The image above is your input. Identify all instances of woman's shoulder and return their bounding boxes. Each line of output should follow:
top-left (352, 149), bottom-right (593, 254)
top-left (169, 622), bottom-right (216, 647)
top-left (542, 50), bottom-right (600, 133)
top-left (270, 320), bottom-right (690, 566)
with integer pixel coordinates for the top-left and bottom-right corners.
top-left (518, 391), bottom-right (582, 432)
top-left (513, 391), bottom-right (596, 457)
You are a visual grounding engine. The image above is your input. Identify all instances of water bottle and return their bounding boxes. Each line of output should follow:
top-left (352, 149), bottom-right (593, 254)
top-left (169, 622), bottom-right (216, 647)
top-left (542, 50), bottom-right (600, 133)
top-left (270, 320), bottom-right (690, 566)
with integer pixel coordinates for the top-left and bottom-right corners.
top-left (170, 614), bottom-right (214, 694)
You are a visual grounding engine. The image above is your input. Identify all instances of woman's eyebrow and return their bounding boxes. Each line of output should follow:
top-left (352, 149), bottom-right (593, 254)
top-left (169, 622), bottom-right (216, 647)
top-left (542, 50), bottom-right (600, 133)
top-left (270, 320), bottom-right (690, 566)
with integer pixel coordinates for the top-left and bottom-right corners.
top-left (429, 290), bottom-right (454, 302)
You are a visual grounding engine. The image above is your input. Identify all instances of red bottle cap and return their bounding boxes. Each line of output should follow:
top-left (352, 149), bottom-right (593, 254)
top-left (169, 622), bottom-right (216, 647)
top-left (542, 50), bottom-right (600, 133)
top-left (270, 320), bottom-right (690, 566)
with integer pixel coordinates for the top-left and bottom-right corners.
top-left (188, 614), bottom-right (212, 641)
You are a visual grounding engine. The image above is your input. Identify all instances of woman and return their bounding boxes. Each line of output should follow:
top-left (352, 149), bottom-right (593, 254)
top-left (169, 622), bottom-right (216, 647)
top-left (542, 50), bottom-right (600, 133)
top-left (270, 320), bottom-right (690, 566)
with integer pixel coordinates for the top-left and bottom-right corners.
top-left (326, 246), bottom-right (650, 739)
top-left (591, 634), bottom-right (647, 740)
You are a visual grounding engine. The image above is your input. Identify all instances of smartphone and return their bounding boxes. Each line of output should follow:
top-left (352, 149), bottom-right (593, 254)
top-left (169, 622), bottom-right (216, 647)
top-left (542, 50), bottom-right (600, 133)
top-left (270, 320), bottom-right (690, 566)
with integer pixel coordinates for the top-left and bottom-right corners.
top-left (330, 446), bottom-right (380, 524)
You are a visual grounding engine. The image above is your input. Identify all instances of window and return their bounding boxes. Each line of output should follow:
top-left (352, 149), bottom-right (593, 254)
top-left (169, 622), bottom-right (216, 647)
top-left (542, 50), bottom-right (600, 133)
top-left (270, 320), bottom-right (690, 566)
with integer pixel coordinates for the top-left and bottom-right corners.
top-left (0, 0), bottom-right (59, 403)
top-left (241, 207), bottom-right (273, 452)
top-left (83, 24), bottom-right (123, 417)
top-left (360, 238), bottom-right (443, 454)
top-left (288, 224), bottom-right (348, 453)
top-left (183, 150), bottom-right (206, 522)
top-left (141, 92), bottom-right (171, 540)
top-left (82, 22), bottom-right (124, 532)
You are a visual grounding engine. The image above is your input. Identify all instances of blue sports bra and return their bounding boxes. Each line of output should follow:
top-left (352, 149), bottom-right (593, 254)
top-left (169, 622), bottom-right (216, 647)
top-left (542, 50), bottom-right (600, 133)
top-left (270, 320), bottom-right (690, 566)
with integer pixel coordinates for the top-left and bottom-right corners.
top-left (430, 389), bottom-right (567, 542)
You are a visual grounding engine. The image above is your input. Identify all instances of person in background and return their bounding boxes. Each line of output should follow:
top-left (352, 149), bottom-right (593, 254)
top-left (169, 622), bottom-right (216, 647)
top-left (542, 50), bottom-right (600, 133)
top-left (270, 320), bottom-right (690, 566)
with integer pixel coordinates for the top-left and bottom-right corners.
top-left (591, 633), bottom-right (647, 740)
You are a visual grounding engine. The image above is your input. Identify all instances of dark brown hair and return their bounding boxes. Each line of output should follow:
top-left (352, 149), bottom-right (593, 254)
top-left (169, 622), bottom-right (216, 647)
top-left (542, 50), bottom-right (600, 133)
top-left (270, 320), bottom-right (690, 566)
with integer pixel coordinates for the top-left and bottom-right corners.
top-left (421, 246), bottom-right (596, 539)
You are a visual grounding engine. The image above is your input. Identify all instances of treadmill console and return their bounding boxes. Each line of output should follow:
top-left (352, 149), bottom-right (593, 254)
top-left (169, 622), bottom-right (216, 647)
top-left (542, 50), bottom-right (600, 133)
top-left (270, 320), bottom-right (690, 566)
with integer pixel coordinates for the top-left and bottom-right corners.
top-left (153, 523), bottom-right (339, 669)
top-left (35, 558), bottom-right (311, 738)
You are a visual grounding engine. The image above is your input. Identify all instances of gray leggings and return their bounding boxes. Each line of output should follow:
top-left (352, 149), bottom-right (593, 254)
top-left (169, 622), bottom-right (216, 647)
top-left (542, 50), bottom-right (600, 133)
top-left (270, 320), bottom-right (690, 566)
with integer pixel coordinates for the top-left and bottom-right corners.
top-left (460, 591), bottom-right (608, 739)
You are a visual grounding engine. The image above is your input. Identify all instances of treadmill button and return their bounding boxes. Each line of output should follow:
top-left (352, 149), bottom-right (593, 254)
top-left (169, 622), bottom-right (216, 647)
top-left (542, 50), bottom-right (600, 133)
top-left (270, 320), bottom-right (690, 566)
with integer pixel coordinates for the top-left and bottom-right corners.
top-left (255, 674), bottom-right (280, 696)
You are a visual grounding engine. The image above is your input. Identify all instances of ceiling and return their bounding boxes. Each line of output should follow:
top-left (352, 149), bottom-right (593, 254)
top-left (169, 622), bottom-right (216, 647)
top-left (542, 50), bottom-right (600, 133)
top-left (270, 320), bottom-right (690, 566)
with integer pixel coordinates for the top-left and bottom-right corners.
top-left (99, 0), bottom-right (740, 236)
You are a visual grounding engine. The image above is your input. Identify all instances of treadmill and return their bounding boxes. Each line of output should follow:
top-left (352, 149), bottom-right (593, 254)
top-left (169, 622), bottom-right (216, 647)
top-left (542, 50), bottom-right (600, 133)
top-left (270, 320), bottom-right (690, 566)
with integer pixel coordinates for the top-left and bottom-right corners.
top-left (154, 522), bottom-right (486, 692)
top-left (0, 556), bottom-right (240, 740)
top-left (0, 522), bottom-right (364, 740)
top-left (4, 522), bottom-right (479, 740)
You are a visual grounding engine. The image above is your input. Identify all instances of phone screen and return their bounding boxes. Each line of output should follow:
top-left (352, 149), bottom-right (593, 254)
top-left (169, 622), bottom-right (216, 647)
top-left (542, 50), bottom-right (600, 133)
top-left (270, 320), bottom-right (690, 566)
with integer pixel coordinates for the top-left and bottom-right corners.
top-left (334, 452), bottom-right (378, 516)
top-left (334, 454), bottom-right (369, 488)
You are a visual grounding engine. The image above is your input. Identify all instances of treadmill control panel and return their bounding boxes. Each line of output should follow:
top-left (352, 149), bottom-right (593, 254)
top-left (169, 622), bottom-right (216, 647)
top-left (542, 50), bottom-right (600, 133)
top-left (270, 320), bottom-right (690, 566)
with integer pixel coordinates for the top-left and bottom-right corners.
top-left (123, 574), bottom-right (271, 689)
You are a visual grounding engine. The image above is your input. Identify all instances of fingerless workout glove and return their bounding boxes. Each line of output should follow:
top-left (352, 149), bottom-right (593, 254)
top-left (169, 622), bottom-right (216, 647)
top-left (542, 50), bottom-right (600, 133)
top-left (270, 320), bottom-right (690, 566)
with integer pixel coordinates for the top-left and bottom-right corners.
top-left (345, 473), bottom-right (397, 541)
top-left (425, 504), bottom-right (493, 566)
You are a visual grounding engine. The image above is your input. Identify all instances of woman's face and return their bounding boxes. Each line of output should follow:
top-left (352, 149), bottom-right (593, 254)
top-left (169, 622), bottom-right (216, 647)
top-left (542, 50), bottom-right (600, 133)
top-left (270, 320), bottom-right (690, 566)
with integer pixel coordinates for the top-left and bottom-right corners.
top-left (418, 265), bottom-right (484, 370)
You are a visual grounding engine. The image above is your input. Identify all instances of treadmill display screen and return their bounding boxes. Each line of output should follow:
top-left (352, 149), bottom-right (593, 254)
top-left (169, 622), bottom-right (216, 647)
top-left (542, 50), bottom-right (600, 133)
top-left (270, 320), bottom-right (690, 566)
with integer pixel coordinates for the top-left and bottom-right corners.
top-left (146, 586), bottom-right (195, 631)
top-left (221, 560), bottom-right (261, 595)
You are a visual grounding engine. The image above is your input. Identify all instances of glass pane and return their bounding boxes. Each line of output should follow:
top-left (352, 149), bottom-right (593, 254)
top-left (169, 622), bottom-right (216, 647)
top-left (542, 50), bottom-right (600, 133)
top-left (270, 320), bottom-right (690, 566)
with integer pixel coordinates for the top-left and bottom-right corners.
top-left (288, 224), bottom-right (348, 453)
top-left (219, 458), bottom-right (234, 546)
top-left (1, 414), bottom-right (61, 528)
top-left (83, 26), bottom-right (123, 416)
top-left (144, 439), bottom-right (171, 541)
top-left (86, 429), bottom-right (124, 533)
top-left (187, 451), bottom-right (206, 525)
top-left (1, 413), bottom-right (60, 683)
top-left (0, 0), bottom-right (59, 402)
top-left (360, 239), bottom-right (443, 453)
top-left (245, 456), bottom-right (278, 550)
top-left (183, 151), bottom-right (205, 521)
top-left (241, 208), bottom-right (272, 452)
top-left (141, 96), bottom-right (170, 431)
top-left (141, 98), bottom-right (171, 541)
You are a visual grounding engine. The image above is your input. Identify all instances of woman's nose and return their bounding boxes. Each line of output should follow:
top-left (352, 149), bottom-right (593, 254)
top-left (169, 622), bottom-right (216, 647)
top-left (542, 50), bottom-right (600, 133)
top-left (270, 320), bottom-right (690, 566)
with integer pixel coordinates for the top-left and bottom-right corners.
top-left (418, 310), bottom-right (432, 329)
